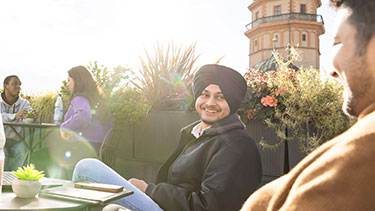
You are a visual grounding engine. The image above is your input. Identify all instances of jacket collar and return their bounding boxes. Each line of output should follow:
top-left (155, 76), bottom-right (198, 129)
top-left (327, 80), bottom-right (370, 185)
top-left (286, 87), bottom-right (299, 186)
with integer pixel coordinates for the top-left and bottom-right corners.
top-left (181, 114), bottom-right (245, 137)
top-left (1, 91), bottom-right (20, 106)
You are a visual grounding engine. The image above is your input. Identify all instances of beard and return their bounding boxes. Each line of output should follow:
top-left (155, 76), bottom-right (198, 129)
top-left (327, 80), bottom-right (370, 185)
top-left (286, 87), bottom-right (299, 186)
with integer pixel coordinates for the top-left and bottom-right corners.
top-left (341, 55), bottom-right (372, 117)
top-left (198, 104), bottom-right (230, 125)
top-left (201, 118), bottom-right (220, 125)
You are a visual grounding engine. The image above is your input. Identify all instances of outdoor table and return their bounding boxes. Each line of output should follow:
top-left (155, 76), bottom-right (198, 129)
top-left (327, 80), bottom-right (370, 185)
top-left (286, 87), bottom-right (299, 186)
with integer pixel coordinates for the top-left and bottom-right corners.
top-left (1, 177), bottom-right (133, 211)
top-left (2, 122), bottom-right (60, 165)
top-left (0, 192), bottom-right (90, 210)
top-left (1, 177), bottom-right (95, 211)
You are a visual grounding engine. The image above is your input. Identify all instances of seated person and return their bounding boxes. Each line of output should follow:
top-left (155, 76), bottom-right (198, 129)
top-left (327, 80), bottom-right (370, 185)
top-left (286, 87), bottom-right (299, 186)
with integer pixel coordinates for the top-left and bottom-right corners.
top-left (60, 66), bottom-right (113, 154)
top-left (72, 64), bottom-right (262, 211)
top-left (241, 1), bottom-right (375, 210)
top-left (1, 75), bottom-right (37, 171)
top-left (45, 66), bottom-right (113, 178)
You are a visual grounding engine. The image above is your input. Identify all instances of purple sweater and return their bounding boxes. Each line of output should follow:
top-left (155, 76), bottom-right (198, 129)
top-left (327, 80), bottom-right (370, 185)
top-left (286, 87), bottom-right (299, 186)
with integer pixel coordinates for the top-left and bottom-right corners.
top-left (60, 96), bottom-right (113, 143)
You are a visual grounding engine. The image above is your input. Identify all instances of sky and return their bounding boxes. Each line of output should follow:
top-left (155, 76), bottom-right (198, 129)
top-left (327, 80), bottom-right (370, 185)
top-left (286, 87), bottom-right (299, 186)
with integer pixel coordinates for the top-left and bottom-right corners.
top-left (0, 0), bottom-right (336, 95)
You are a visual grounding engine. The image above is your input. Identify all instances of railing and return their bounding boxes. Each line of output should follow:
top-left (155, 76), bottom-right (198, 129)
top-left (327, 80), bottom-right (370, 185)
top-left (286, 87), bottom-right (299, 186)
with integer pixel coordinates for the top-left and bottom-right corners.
top-left (246, 13), bottom-right (324, 30)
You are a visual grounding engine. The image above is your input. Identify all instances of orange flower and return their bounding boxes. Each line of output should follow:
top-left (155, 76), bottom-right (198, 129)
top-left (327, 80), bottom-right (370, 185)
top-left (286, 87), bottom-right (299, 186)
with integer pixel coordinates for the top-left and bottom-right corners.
top-left (261, 96), bottom-right (278, 107)
top-left (261, 97), bottom-right (267, 106)
top-left (247, 109), bottom-right (257, 120)
top-left (275, 89), bottom-right (280, 96)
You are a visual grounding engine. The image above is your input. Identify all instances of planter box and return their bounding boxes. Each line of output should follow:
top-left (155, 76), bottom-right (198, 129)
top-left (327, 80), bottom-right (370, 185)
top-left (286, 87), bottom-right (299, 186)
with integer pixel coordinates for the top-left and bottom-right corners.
top-left (112, 111), bottom-right (199, 182)
top-left (245, 119), bottom-right (285, 185)
top-left (287, 139), bottom-right (307, 171)
top-left (115, 159), bottom-right (162, 183)
top-left (133, 111), bottom-right (199, 163)
top-left (112, 113), bottom-right (287, 184)
top-left (111, 126), bottom-right (134, 161)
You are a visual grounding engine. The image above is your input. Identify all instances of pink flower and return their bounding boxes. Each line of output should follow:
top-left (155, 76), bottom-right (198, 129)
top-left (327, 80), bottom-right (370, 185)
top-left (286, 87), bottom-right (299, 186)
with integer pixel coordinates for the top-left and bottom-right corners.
top-left (261, 96), bottom-right (278, 107)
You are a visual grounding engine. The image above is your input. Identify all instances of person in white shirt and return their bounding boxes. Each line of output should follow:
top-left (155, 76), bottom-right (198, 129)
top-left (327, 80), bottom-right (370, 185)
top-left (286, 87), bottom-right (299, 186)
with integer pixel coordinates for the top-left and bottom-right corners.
top-left (0, 75), bottom-right (37, 170)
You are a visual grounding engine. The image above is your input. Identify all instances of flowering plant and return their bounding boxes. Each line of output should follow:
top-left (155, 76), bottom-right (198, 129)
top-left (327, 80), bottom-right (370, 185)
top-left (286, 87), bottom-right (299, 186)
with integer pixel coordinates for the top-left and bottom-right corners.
top-left (239, 47), bottom-right (355, 153)
top-left (239, 68), bottom-right (295, 122)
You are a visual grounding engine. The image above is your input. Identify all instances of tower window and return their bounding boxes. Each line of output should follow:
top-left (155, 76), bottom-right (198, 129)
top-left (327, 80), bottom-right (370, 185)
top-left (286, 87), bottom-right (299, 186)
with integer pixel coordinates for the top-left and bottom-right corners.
top-left (300, 4), bottom-right (306, 13)
top-left (255, 39), bottom-right (258, 46)
top-left (255, 11), bottom-right (259, 19)
top-left (274, 6), bottom-right (281, 15)
top-left (302, 34), bottom-right (306, 41)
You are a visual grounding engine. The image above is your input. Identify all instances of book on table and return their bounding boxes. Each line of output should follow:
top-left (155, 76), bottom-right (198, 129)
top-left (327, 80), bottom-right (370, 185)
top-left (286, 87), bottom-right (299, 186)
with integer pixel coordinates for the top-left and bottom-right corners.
top-left (38, 184), bottom-right (133, 205)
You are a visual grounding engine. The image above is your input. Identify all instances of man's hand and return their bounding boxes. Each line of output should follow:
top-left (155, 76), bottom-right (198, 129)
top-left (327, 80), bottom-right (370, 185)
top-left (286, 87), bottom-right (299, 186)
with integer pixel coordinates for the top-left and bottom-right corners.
top-left (15, 110), bottom-right (28, 120)
top-left (129, 178), bottom-right (148, 193)
top-left (31, 109), bottom-right (38, 118)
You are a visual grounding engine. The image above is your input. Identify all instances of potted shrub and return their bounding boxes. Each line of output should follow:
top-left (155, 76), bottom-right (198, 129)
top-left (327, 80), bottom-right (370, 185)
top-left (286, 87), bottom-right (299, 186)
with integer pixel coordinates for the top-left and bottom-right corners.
top-left (28, 92), bottom-right (61, 123)
top-left (238, 67), bottom-right (287, 180)
top-left (131, 41), bottom-right (199, 111)
top-left (239, 47), bottom-right (356, 173)
top-left (12, 164), bottom-right (45, 198)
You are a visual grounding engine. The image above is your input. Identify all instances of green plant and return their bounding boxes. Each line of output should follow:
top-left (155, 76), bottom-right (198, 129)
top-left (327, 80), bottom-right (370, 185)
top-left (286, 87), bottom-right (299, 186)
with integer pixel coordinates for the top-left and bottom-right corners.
top-left (60, 80), bottom-right (71, 96)
top-left (29, 92), bottom-right (69, 123)
top-left (26, 112), bottom-right (34, 118)
top-left (109, 87), bottom-right (151, 126)
top-left (239, 47), bottom-right (356, 153)
top-left (264, 67), bottom-right (356, 153)
top-left (239, 69), bottom-right (286, 121)
top-left (131, 41), bottom-right (200, 111)
top-left (13, 164), bottom-right (44, 181)
top-left (87, 61), bottom-right (131, 97)
top-left (28, 92), bottom-right (56, 123)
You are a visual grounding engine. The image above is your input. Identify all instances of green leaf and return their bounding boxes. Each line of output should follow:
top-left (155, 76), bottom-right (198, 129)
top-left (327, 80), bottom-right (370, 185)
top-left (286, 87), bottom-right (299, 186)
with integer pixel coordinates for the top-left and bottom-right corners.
top-left (12, 164), bottom-right (44, 181)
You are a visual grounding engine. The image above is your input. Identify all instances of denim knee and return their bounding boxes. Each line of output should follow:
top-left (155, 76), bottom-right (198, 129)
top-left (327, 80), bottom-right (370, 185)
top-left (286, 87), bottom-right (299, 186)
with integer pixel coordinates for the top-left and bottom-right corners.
top-left (73, 158), bottom-right (104, 181)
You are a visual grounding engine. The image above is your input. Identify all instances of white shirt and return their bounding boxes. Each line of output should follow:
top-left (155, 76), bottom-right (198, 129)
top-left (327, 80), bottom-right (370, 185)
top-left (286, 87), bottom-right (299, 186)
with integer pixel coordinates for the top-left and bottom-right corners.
top-left (191, 122), bottom-right (211, 138)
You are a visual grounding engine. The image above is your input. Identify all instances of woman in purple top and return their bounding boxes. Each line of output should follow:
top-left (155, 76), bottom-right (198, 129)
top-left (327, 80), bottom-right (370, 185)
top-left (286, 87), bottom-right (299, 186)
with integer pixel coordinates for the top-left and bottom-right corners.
top-left (60, 66), bottom-right (113, 154)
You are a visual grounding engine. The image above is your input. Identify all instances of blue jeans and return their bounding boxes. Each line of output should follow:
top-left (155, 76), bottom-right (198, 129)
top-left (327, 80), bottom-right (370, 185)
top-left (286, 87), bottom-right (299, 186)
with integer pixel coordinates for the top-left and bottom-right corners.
top-left (4, 139), bottom-right (27, 171)
top-left (72, 159), bottom-right (163, 211)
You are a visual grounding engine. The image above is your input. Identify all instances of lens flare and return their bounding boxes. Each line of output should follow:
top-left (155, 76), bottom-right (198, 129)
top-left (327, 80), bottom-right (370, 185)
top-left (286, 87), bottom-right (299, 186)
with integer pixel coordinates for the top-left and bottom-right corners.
top-left (44, 128), bottom-right (98, 170)
top-left (65, 151), bottom-right (72, 158)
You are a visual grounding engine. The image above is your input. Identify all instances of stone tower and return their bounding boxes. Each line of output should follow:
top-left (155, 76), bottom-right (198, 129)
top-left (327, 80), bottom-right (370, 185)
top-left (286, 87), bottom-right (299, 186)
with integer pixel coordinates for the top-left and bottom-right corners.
top-left (245, 0), bottom-right (325, 70)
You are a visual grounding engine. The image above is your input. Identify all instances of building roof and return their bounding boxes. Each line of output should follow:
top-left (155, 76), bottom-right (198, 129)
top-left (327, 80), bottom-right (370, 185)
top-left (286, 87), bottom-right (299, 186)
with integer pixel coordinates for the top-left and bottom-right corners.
top-left (252, 54), bottom-right (299, 72)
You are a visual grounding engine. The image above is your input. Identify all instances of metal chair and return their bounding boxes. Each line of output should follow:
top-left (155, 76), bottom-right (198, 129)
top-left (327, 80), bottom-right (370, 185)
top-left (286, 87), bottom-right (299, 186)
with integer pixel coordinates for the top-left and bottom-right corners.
top-left (99, 129), bottom-right (122, 169)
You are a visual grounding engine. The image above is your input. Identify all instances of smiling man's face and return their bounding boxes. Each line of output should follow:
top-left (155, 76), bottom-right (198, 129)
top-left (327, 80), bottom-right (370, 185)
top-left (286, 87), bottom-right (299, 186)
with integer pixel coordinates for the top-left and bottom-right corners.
top-left (330, 8), bottom-right (375, 118)
top-left (195, 84), bottom-right (230, 129)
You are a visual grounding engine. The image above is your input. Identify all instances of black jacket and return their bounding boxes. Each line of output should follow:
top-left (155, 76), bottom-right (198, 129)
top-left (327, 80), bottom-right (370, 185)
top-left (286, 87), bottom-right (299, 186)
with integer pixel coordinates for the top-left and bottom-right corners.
top-left (145, 114), bottom-right (262, 211)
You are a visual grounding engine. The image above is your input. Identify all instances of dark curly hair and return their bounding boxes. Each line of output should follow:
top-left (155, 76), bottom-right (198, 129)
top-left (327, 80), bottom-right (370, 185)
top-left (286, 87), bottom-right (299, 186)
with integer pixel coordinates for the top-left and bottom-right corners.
top-left (68, 66), bottom-right (111, 125)
top-left (330, 0), bottom-right (375, 55)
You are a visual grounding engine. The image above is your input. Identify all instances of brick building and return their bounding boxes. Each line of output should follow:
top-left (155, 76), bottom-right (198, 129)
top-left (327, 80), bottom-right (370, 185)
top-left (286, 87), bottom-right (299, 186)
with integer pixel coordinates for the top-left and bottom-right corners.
top-left (245, 0), bottom-right (325, 70)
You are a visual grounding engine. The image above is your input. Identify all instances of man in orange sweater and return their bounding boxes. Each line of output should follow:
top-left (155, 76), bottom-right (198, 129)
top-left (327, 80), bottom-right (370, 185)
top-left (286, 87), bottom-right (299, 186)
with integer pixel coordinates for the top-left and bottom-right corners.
top-left (241, 0), bottom-right (375, 210)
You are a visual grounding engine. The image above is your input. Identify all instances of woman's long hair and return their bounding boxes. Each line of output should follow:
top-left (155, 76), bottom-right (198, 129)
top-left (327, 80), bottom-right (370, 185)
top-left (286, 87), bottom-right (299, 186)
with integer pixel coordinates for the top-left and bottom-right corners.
top-left (68, 66), bottom-right (111, 125)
